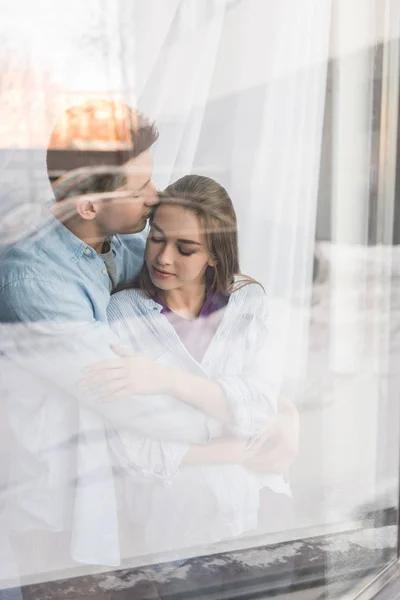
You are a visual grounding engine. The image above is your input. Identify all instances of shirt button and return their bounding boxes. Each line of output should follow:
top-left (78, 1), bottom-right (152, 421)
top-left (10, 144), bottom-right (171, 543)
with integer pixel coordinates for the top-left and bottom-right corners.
top-left (84, 248), bottom-right (91, 255)
top-left (102, 268), bottom-right (107, 275)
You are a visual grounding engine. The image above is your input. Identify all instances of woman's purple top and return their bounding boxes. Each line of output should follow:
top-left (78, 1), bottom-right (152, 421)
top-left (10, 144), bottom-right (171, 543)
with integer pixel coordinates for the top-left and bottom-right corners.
top-left (155, 292), bottom-right (229, 363)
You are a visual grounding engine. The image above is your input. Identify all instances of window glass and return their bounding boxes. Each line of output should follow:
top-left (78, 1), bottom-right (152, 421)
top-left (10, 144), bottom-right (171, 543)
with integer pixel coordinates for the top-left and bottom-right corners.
top-left (0, 1), bottom-right (399, 599)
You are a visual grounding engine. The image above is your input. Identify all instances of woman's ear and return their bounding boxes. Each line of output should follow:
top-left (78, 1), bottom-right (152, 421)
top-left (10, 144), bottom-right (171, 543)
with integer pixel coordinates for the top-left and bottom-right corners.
top-left (208, 255), bottom-right (217, 267)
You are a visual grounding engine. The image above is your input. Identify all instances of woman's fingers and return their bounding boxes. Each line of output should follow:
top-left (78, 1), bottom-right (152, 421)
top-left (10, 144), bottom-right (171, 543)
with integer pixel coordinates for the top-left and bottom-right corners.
top-left (84, 359), bottom-right (126, 373)
top-left (83, 352), bottom-right (145, 373)
top-left (84, 380), bottom-right (129, 397)
top-left (79, 368), bottom-right (125, 387)
top-left (99, 388), bottom-right (131, 402)
top-left (110, 344), bottom-right (138, 357)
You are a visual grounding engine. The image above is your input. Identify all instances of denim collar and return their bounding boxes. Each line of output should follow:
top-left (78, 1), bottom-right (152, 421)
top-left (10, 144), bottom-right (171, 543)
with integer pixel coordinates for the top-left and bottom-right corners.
top-left (37, 206), bottom-right (121, 262)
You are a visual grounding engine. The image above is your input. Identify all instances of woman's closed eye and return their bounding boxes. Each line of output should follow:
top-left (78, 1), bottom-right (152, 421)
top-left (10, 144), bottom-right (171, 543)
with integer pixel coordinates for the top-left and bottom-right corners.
top-left (178, 246), bottom-right (196, 257)
top-left (149, 232), bottom-right (197, 256)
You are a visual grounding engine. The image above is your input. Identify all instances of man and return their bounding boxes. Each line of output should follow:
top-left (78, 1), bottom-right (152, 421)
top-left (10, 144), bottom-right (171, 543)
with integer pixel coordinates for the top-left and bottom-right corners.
top-left (0, 101), bottom-right (298, 572)
top-left (0, 102), bottom-right (162, 572)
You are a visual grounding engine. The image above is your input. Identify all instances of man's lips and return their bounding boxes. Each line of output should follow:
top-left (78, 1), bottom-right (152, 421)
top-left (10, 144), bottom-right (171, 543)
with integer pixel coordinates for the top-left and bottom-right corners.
top-left (152, 266), bottom-right (174, 278)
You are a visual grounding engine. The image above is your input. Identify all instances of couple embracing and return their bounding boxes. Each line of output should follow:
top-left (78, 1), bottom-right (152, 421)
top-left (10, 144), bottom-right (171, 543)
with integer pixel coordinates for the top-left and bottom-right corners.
top-left (0, 102), bottom-right (298, 569)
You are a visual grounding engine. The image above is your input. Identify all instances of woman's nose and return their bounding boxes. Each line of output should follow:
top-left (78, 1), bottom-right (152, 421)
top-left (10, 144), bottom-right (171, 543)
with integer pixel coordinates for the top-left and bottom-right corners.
top-left (156, 245), bottom-right (173, 266)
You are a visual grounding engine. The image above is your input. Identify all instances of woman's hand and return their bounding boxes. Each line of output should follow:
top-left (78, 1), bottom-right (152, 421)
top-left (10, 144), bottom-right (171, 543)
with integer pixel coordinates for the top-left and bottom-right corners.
top-left (79, 345), bottom-right (171, 401)
top-left (181, 401), bottom-right (300, 469)
top-left (243, 401), bottom-right (299, 476)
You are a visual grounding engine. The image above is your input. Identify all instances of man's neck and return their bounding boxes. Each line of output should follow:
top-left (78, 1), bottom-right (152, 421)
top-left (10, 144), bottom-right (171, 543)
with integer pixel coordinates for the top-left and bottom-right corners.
top-left (51, 202), bottom-right (107, 253)
top-left (161, 281), bottom-right (207, 319)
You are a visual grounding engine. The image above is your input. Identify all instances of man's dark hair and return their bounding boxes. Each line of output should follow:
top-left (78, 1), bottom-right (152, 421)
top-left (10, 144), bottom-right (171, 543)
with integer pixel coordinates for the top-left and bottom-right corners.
top-left (52, 169), bottom-right (128, 202)
top-left (49, 103), bottom-right (158, 202)
top-left (121, 112), bottom-right (159, 163)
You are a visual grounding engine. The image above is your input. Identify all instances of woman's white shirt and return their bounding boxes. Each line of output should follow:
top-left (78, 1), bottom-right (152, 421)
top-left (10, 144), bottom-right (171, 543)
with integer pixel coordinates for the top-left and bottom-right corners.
top-left (106, 281), bottom-right (291, 551)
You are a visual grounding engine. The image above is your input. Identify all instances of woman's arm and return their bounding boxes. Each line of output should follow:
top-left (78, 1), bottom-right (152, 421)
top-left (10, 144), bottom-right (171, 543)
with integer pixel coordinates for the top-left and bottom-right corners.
top-left (162, 293), bottom-right (281, 438)
top-left (210, 294), bottom-right (279, 440)
top-left (113, 432), bottom-right (265, 481)
top-left (82, 346), bottom-right (273, 433)
top-left (81, 345), bottom-right (231, 423)
top-left (182, 437), bottom-right (250, 466)
top-left (82, 295), bottom-right (278, 441)
top-left (108, 428), bottom-right (190, 482)
top-left (243, 400), bottom-right (300, 475)
top-left (111, 401), bottom-right (299, 482)
top-left (185, 400), bottom-right (300, 473)
top-left (163, 369), bottom-right (231, 424)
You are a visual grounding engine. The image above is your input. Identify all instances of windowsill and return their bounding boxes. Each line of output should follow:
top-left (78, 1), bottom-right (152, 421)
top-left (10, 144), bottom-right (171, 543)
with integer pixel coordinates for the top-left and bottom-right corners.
top-left (9, 519), bottom-right (397, 600)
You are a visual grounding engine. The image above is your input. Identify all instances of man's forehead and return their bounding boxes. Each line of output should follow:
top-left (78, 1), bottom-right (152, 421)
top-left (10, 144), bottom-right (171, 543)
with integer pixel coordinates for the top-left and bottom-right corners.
top-left (123, 153), bottom-right (153, 188)
top-left (123, 163), bottom-right (152, 175)
top-left (123, 151), bottom-right (153, 172)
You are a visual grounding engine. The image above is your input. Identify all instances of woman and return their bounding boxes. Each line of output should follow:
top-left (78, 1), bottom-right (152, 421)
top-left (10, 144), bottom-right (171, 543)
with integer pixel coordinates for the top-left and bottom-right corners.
top-left (82, 175), bottom-right (294, 552)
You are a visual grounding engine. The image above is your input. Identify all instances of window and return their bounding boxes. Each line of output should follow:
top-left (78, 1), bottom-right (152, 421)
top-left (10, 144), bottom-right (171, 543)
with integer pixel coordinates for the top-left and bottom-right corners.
top-left (0, 1), bottom-right (399, 599)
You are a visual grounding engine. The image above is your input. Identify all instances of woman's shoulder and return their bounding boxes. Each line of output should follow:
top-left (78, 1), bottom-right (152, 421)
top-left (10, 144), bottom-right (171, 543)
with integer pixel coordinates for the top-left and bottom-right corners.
top-left (107, 287), bottom-right (153, 320)
top-left (231, 275), bottom-right (266, 300)
top-left (230, 276), bottom-right (268, 317)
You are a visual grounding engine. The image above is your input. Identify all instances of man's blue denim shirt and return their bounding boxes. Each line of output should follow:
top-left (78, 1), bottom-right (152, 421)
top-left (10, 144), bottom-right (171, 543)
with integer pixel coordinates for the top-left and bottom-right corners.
top-left (0, 212), bottom-right (145, 324)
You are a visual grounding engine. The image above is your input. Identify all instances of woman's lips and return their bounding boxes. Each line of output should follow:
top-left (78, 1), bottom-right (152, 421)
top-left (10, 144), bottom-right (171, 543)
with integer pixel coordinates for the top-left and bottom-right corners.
top-left (152, 266), bottom-right (174, 279)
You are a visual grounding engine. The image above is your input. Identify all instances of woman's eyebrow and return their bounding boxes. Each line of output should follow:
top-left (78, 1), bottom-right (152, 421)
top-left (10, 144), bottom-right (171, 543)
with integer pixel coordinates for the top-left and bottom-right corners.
top-left (151, 223), bottom-right (165, 234)
top-left (151, 222), bottom-right (201, 245)
top-left (177, 238), bottom-right (201, 245)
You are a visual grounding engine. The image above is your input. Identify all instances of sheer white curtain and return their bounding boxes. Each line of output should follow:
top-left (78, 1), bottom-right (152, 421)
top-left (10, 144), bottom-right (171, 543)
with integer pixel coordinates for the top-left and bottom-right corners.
top-left (0, 0), bottom-right (334, 580)
top-left (138, 0), bottom-right (332, 388)
top-left (0, 0), bottom-right (333, 385)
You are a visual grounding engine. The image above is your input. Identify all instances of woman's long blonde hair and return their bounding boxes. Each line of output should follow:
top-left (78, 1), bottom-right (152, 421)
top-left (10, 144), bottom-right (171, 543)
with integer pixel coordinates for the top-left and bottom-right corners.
top-left (119, 174), bottom-right (260, 297)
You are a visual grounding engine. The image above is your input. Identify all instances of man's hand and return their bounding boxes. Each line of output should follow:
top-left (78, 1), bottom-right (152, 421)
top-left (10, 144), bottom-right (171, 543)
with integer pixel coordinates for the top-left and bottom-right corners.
top-left (243, 401), bottom-right (299, 476)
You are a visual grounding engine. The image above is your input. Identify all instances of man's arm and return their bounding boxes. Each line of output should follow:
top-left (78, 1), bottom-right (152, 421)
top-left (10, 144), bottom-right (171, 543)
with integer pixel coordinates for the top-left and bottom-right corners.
top-left (0, 277), bottom-right (210, 444)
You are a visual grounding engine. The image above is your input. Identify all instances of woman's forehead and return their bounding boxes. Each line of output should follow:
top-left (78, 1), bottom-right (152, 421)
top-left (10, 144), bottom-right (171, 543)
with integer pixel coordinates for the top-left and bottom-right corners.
top-left (152, 204), bottom-right (205, 238)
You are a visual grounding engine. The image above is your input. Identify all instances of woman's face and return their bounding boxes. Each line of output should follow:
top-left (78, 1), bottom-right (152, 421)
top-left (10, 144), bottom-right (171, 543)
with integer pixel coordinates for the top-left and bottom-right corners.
top-left (145, 203), bottom-right (214, 292)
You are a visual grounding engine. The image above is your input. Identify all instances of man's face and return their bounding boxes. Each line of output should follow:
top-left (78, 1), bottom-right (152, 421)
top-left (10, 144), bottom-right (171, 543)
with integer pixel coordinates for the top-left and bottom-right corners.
top-left (96, 150), bottom-right (158, 235)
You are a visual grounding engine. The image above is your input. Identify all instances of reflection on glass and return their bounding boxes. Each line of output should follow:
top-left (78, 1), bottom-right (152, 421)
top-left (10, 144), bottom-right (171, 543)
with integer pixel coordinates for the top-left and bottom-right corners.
top-left (0, 0), bottom-right (399, 599)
